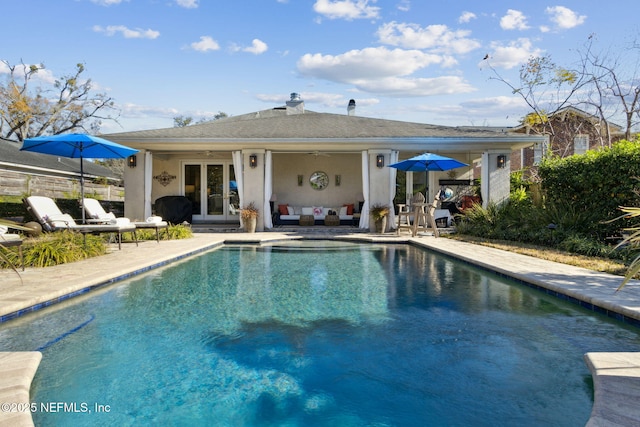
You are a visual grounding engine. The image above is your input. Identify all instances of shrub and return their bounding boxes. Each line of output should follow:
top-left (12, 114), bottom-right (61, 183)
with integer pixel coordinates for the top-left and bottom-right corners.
top-left (2, 231), bottom-right (107, 268)
top-left (539, 138), bottom-right (640, 240)
top-left (165, 223), bottom-right (193, 240)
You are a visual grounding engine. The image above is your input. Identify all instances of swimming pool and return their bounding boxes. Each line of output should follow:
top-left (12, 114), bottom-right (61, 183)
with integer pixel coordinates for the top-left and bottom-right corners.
top-left (1, 240), bottom-right (639, 426)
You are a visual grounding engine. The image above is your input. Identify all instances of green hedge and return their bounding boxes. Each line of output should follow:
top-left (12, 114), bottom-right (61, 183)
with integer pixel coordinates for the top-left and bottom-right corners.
top-left (538, 139), bottom-right (640, 240)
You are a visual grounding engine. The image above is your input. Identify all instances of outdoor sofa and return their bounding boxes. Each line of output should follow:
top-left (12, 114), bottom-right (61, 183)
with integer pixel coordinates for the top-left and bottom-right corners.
top-left (274, 204), bottom-right (355, 226)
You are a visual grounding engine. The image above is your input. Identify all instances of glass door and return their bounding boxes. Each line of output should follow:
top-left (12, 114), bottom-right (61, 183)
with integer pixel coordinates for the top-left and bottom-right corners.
top-left (184, 162), bottom-right (238, 223)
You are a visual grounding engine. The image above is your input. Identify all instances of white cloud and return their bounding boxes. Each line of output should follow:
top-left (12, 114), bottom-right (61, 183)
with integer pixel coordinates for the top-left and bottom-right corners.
top-left (458, 11), bottom-right (476, 24)
top-left (297, 47), bottom-right (475, 97)
top-left (0, 62), bottom-right (56, 84)
top-left (313, 0), bottom-right (380, 21)
top-left (397, 0), bottom-right (410, 12)
top-left (90, 0), bottom-right (127, 5)
top-left (545, 6), bottom-right (586, 30)
top-left (421, 95), bottom-right (528, 126)
top-left (355, 76), bottom-right (476, 97)
top-left (235, 39), bottom-right (269, 55)
top-left (92, 25), bottom-right (160, 39)
top-left (189, 36), bottom-right (220, 52)
top-left (176, 0), bottom-right (198, 8)
top-left (487, 38), bottom-right (543, 69)
top-left (500, 9), bottom-right (529, 31)
top-left (298, 47), bottom-right (443, 82)
top-left (117, 102), bottom-right (180, 119)
top-left (377, 21), bottom-right (481, 55)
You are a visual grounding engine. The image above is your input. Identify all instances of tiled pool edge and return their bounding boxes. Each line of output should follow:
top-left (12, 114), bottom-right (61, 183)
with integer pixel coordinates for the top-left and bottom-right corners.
top-left (584, 352), bottom-right (640, 426)
top-left (0, 352), bottom-right (41, 427)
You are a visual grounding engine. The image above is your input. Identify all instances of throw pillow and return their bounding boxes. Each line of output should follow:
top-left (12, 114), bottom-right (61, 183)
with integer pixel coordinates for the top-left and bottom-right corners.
top-left (339, 206), bottom-right (348, 216)
top-left (302, 207), bottom-right (314, 215)
top-left (344, 204), bottom-right (354, 215)
top-left (313, 206), bottom-right (323, 216)
top-left (287, 206), bottom-right (295, 215)
top-left (278, 204), bottom-right (288, 215)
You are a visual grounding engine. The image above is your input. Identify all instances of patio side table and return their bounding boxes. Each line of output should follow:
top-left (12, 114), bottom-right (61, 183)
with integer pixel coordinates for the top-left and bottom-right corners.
top-left (299, 215), bottom-right (314, 226)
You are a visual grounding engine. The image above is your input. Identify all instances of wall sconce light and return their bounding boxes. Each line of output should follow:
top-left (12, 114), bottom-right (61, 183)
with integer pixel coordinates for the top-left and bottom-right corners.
top-left (249, 154), bottom-right (258, 168)
top-left (497, 154), bottom-right (506, 169)
top-left (376, 154), bottom-right (385, 168)
top-left (127, 155), bottom-right (137, 168)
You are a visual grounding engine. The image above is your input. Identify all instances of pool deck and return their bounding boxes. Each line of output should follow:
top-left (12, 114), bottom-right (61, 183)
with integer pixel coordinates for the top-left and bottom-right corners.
top-left (1, 230), bottom-right (640, 426)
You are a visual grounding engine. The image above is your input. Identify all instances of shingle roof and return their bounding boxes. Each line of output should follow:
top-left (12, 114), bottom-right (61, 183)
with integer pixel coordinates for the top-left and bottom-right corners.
top-left (104, 108), bottom-right (519, 140)
top-left (0, 139), bottom-right (119, 179)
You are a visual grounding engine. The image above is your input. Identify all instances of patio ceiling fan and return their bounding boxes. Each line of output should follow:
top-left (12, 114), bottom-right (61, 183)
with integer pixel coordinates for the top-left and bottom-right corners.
top-left (307, 151), bottom-right (331, 157)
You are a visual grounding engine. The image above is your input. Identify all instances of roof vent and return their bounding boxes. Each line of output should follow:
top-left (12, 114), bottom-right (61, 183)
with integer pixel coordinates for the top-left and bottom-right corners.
top-left (286, 92), bottom-right (304, 115)
top-left (347, 99), bottom-right (356, 116)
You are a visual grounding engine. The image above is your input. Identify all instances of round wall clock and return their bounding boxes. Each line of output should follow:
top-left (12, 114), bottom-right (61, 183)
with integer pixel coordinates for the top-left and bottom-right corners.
top-left (309, 171), bottom-right (329, 190)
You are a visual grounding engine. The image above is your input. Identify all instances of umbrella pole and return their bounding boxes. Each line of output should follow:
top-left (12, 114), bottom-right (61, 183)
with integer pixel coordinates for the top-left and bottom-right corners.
top-left (80, 154), bottom-right (85, 224)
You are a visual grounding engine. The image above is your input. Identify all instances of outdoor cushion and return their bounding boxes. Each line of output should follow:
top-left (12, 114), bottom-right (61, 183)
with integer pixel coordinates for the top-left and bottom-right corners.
top-left (278, 204), bottom-right (289, 215)
top-left (25, 196), bottom-right (138, 250)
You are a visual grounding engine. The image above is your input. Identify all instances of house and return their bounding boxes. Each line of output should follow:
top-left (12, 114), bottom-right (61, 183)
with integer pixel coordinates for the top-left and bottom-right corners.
top-left (104, 93), bottom-right (546, 231)
top-left (511, 106), bottom-right (625, 171)
top-left (0, 139), bottom-right (123, 201)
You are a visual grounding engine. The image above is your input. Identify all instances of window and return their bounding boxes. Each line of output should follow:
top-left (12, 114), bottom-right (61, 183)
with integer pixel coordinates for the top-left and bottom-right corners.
top-left (574, 134), bottom-right (589, 155)
top-left (533, 136), bottom-right (549, 165)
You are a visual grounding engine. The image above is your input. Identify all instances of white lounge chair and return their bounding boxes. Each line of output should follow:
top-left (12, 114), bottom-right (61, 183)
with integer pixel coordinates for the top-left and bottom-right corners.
top-left (24, 196), bottom-right (137, 250)
top-left (83, 198), bottom-right (168, 243)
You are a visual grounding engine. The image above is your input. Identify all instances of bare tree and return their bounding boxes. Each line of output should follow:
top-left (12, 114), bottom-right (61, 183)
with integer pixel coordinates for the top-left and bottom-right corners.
top-left (484, 54), bottom-right (587, 142)
top-left (575, 35), bottom-right (640, 142)
top-left (0, 60), bottom-right (119, 143)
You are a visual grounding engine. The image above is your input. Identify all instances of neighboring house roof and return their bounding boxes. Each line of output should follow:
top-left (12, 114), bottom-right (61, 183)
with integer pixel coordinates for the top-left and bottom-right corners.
top-left (0, 139), bottom-right (119, 180)
top-left (514, 106), bottom-right (625, 134)
top-left (104, 107), bottom-right (544, 154)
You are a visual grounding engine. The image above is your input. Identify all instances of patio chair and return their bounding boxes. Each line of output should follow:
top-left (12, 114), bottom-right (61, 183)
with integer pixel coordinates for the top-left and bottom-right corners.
top-left (396, 193), bottom-right (426, 235)
top-left (24, 196), bottom-right (137, 250)
top-left (83, 198), bottom-right (168, 243)
top-left (0, 227), bottom-right (24, 270)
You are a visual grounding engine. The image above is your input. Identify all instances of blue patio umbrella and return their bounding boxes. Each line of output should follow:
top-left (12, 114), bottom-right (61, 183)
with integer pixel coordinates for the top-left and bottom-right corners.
top-left (388, 153), bottom-right (468, 172)
top-left (388, 153), bottom-right (468, 199)
top-left (21, 133), bottom-right (139, 222)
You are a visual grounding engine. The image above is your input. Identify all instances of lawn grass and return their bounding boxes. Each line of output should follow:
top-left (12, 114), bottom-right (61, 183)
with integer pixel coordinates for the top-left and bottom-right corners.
top-left (448, 235), bottom-right (629, 277)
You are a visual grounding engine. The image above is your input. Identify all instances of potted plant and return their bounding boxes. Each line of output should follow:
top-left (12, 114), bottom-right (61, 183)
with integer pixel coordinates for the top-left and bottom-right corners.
top-left (240, 202), bottom-right (259, 233)
top-left (370, 203), bottom-right (389, 233)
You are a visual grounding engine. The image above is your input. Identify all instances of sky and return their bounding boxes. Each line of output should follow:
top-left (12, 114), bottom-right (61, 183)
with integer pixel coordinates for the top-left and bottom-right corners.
top-left (1, 0), bottom-right (638, 134)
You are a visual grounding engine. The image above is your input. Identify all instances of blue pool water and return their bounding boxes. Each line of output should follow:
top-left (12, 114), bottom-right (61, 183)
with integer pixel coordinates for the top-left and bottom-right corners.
top-left (1, 241), bottom-right (640, 426)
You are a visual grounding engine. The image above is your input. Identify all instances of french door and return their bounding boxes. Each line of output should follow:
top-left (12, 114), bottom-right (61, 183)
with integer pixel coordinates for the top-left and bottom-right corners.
top-left (183, 162), bottom-right (239, 222)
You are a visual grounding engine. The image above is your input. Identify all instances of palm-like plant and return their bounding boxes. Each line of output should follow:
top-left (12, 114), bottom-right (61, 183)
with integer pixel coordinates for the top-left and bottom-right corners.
top-left (615, 207), bottom-right (640, 291)
top-left (0, 219), bottom-right (30, 277)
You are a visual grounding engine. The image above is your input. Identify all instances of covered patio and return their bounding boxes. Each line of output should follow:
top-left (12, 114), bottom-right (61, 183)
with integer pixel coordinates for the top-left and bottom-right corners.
top-left (104, 94), bottom-right (545, 231)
